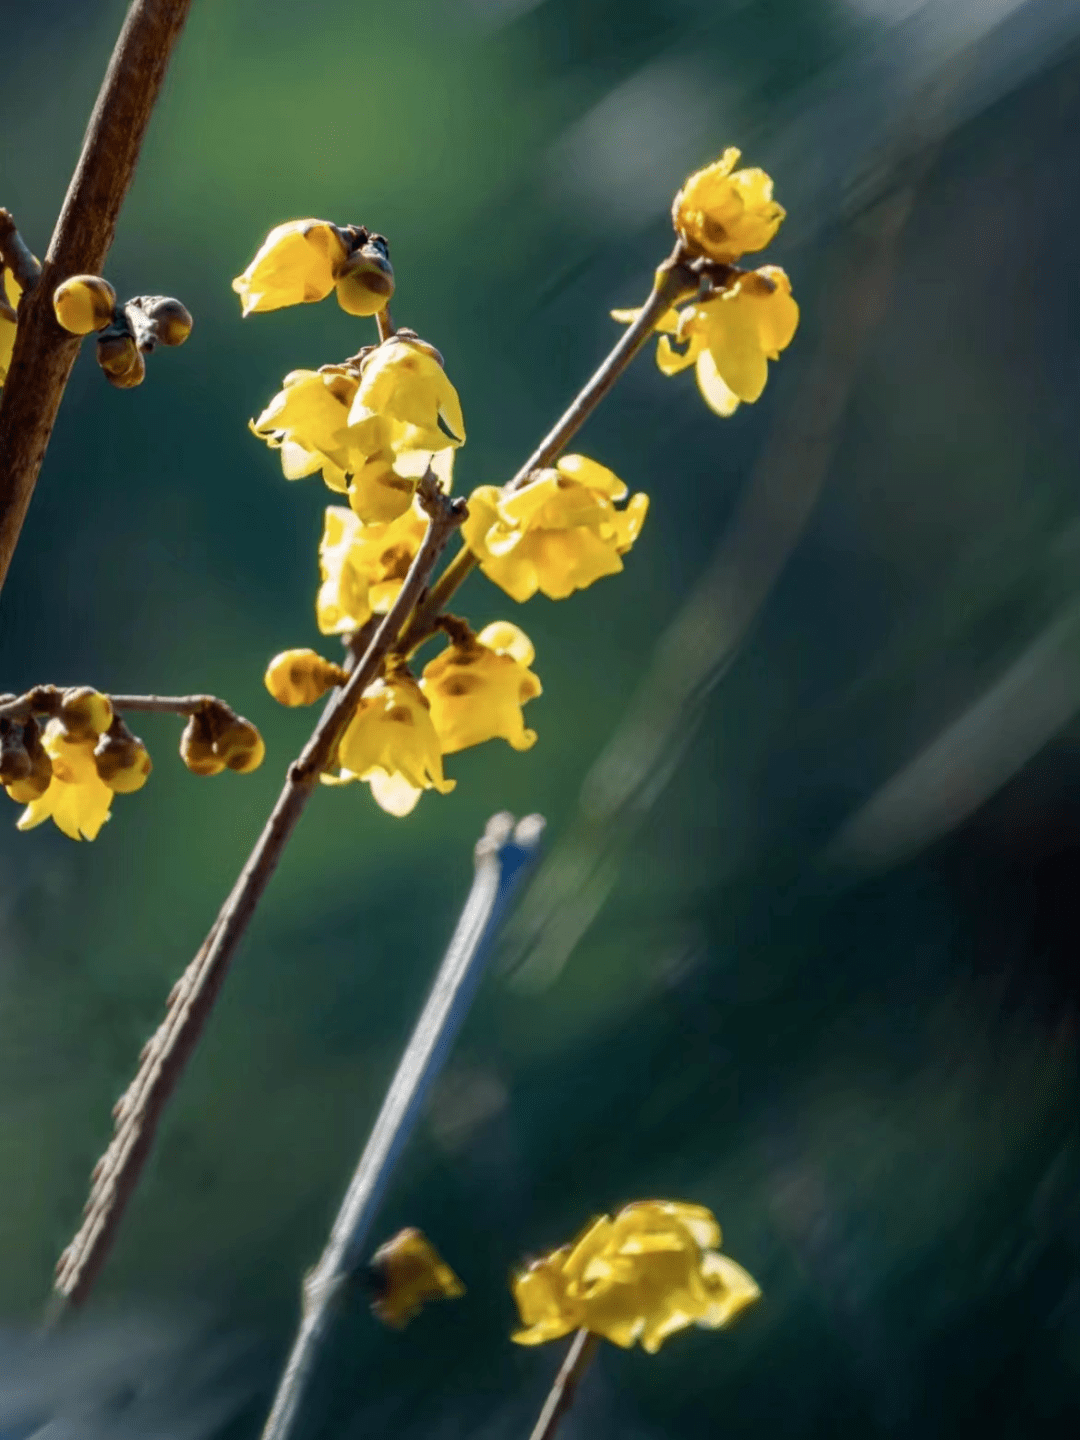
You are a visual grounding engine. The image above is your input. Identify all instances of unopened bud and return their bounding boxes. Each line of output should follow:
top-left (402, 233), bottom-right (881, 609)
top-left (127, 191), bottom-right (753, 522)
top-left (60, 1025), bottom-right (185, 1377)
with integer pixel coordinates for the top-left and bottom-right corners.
top-left (53, 275), bottom-right (117, 335)
top-left (216, 716), bottom-right (265, 773)
top-left (0, 718), bottom-right (31, 784)
top-left (180, 708), bottom-right (226, 776)
top-left (336, 239), bottom-right (395, 318)
top-left (180, 703), bottom-right (264, 776)
top-left (144, 296), bottom-right (193, 347)
top-left (59, 687), bottom-right (113, 740)
top-left (4, 716), bottom-right (52, 802)
top-left (94, 716), bottom-right (152, 793)
top-left (264, 648), bottom-right (347, 707)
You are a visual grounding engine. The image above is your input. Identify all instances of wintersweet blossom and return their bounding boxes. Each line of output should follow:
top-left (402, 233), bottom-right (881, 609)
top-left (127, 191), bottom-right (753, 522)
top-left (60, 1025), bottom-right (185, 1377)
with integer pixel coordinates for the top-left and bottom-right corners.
top-left (317, 502), bottom-right (429, 635)
top-left (330, 670), bottom-right (454, 817)
top-left (421, 621), bottom-right (541, 754)
top-left (511, 1200), bottom-right (760, 1354)
top-left (673, 148), bottom-right (785, 263)
top-left (463, 455), bottom-right (649, 602)
top-left (347, 337), bottom-right (465, 454)
top-left (613, 265), bottom-right (798, 417)
top-left (232, 220), bottom-right (349, 315)
top-left (250, 367), bottom-right (360, 493)
top-left (1, 266), bottom-right (21, 386)
top-left (368, 1228), bottom-right (465, 1328)
top-left (15, 719), bottom-right (115, 841)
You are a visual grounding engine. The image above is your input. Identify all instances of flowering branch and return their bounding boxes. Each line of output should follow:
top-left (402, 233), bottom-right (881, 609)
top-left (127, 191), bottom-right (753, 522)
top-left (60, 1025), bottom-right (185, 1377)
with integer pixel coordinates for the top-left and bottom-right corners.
top-left (396, 245), bottom-right (696, 656)
top-left (527, 1329), bottom-right (599, 1440)
top-left (0, 689), bottom-right (233, 722)
top-left (0, 0), bottom-right (194, 594)
top-left (259, 811), bottom-right (545, 1440)
top-left (51, 474), bottom-right (465, 1310)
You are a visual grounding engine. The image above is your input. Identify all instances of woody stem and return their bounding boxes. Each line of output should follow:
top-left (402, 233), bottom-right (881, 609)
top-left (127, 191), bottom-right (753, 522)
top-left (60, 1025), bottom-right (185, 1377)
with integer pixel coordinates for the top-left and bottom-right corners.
top-left (527, 1330), bottom-right (600, 1440)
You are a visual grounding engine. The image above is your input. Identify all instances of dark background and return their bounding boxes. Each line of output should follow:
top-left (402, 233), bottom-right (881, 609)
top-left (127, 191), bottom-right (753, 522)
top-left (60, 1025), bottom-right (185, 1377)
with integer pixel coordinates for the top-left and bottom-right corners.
top-left (2, 1), bottom-right (1080, 1435)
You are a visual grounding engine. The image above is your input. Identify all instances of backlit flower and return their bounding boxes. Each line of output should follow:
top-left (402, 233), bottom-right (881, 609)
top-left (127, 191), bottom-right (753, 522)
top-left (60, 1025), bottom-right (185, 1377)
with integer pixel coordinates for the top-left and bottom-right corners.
top-left (613, 265), bottom-right (798, 416)
top-left (512, 1200), bottom-right (760, 1354)
top-left (14, 719), bottom-right (114, 841)
top-left (368, 1228), bottom-right (465, 1328)
top-left (348, 337), bottom-right (465, 454)
top-left (232, 220), bottom-right (349, 315)
top-left (421, 621), bottom-right (541, 754)
top-left (251, 366), bottom-right (360, 492)
top-left (463, 455), bottom-right (648, 602)
top-left (317, 501), bottom-right (429, 635)
top-left (330, 669), bottom-right (454, 817)
top-left (1, 266), bottom-right (21, 386)
top-left (673, 148), bottom-right (785, 263)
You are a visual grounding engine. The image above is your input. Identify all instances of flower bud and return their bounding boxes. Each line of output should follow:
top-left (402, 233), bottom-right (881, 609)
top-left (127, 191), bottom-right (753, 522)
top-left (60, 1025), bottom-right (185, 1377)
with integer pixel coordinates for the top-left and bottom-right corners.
top-left (4, 716), bottom-right (53, 802)
top-left (145, 296), bottom-right (193, 347)
top-left (53, 275), bottom-right (117, 335)
top-left (336, 243), bottom-right (395, 318)
top-left (93, 717), bottom-right (152, 793)
top-left (59, 686), bottom-right (113, 740)
top-left (0, 718), bottom-right (31, 784)
top-left (97, 332), bottom-right (144, 383)
top-left (216, 716), bottom-right (266, 773)
top-left (264, 648), bottom-right (347, 707)
top-left (180, 708), bottom-right (226, 776)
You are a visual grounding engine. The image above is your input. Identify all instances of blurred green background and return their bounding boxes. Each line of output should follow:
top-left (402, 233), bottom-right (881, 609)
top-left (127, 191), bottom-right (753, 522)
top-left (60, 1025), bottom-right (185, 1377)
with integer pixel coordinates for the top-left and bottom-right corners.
top-left (3, 0), bottom-right (1080, 1435)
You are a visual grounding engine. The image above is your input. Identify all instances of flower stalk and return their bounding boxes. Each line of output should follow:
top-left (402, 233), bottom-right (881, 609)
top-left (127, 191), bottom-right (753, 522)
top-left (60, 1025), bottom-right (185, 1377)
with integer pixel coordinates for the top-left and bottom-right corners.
top-left (527, 1329), bottom-right (600, 1440)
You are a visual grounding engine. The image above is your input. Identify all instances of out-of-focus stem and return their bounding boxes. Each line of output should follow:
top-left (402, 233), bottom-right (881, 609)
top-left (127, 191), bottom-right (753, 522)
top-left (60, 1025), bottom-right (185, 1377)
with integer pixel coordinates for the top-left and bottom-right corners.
top-left (527, 1329), bottom-right (600, 1440)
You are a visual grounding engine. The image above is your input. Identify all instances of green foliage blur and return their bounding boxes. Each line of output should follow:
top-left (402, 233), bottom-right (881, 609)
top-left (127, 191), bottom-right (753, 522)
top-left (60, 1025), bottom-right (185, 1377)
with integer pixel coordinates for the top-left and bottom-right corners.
top-left (2, 0), bottom-right (1080, 1435)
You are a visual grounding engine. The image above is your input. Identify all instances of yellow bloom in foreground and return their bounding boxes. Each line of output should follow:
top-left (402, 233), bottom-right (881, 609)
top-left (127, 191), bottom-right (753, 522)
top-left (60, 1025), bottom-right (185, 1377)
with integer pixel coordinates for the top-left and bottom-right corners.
top-left (317, 501), bottom-right (429, 635)
top-left (512, 1200), bottom-right (760, 1354)
top-left (331, 670), bottom-right (454, 817)
top-left (421, 621), bottom-right (541, 755)
top-left (15, 719), bottom-right (114, 841)
top-left (463, 455), bottom-right (649, 603)
top-left (614, 265), bottom-right (798, 417)
top-left (1, 266), bottom-right (21, 386)
top-left (348, 338), bottom-right (465, 454)
top-left (232, 219), bottom-right (348, 315)
top-left (250, 367), bottom-right (361, 492)
top-left (368, 1228), bottom-right (465, 1328)
top-left (673, 147), bottom-right (785, 263)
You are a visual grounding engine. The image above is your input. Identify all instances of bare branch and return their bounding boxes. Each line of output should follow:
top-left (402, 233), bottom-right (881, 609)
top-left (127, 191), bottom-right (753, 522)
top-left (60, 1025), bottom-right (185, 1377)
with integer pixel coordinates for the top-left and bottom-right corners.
top-left (0, 0), bottom-right (194, 594)
top-left (527, 1330), bottom-right (600, 1440)
top-left (259, 812), bottom-right (545, 1440)
top-left (51, 481), bottom-right (465, 1310)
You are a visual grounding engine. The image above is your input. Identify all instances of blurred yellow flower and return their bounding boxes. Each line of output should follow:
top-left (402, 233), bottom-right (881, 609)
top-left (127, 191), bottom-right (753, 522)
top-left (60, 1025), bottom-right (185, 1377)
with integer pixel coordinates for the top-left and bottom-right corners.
top-left (463, 455), bottom-right (649, 603)
top-left (673, 148), bottom-right (785, 264)
top-left (512, 1200), bottom-right (760, 1354)
top-left (421, 621), bottom-right (541, 755)
top-left (264, 648), bottom-right (347, 706)
top-left (368, 1227), bottom-right (465, 1328)
top-left (614, 265), bottom-right (798, 417)
top-left (14, 719), bottom-right (114, 841)
top-left (232, 219), bottom-right (348, 315)
top-left (1, 266), bottom-right (21, 386)
top-left (330, 669), bottom-right (454, 817)
top-left (317, 502), bottom-right (429, 635)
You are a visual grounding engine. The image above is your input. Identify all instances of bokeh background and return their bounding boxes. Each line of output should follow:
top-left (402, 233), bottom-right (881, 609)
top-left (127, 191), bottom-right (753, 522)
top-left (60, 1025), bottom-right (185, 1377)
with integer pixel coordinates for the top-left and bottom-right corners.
top-left (3, 0), bottom-right (1080, 1434)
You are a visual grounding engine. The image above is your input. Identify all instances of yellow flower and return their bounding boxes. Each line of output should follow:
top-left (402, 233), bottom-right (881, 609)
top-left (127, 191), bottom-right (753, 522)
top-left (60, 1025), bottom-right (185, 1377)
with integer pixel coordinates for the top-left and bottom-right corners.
top-left (463, 455), bottom-right (648, 603)
top-left (673, 147), bottom-right (785, 263)
top-left (232, 219), bottom-right (348, 315)
top-left (251, 366), bottom-right (360, 492)
top-left (421, 621), bottom-right (541, 755)
top-left (317, 501), bottom-right (429, 635)
top-left (368, 1227), bottom-right (465, 1328)
top-left (14, 719), bottom-right (114, 841)
top-left (264, 648), bottom-right (347, 706)
top-left (512, 1200), bottom-right (760, 1354)
top-left (330, 669), bottom-right (454, 817)
top-left (614, 265), bottom-right (798, 416)
top-left (348, 337), bottom-right (465, 454)
top-left (1, 266), bottom-right (21, 386)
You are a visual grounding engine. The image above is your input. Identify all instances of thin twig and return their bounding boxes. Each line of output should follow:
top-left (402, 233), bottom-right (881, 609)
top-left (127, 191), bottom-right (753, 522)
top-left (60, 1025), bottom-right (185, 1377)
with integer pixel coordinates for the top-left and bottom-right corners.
top-left (0, 210), bottom-right (43, 295)
top-left (0, 0), bottom-right (194, 595)
top-left (0, 691), bottom-right (218, 722)
top-left (396, 249), bottom-right (694, 655)
top-left (51, 479), bottom-right (465, 1311)
top-left (259, 811), bottom-right (545, 1440)
top-left (527, 1329), bottom-right (600, 1440)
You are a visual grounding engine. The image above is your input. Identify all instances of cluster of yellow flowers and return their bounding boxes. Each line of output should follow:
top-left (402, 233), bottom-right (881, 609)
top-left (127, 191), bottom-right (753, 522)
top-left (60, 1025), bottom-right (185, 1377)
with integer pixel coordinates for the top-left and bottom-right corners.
top-left (0, 687), bottom-right (263, 840)
top-left (369, 1200), bottom-right (759, 1358)
top-left (242, 218), bottom-right (651, 818)
top-left (615, 147), bottom-right (798, 416)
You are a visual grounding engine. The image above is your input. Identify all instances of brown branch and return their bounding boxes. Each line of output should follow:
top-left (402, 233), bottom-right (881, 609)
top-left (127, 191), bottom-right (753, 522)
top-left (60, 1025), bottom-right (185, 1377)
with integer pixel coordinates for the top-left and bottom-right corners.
top-left (396, 249), bottom-right (694, 656)
top-left (527, 1330), bottom-right (600, 1440)
top-left (0, 690), bottom-right (220, 722)
top-left (0, 0), bottom-right (194, 595)
top-left (51, 477), bottom-right (465, 1311)
top-left (0, 210), bottom-right (43, 296)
